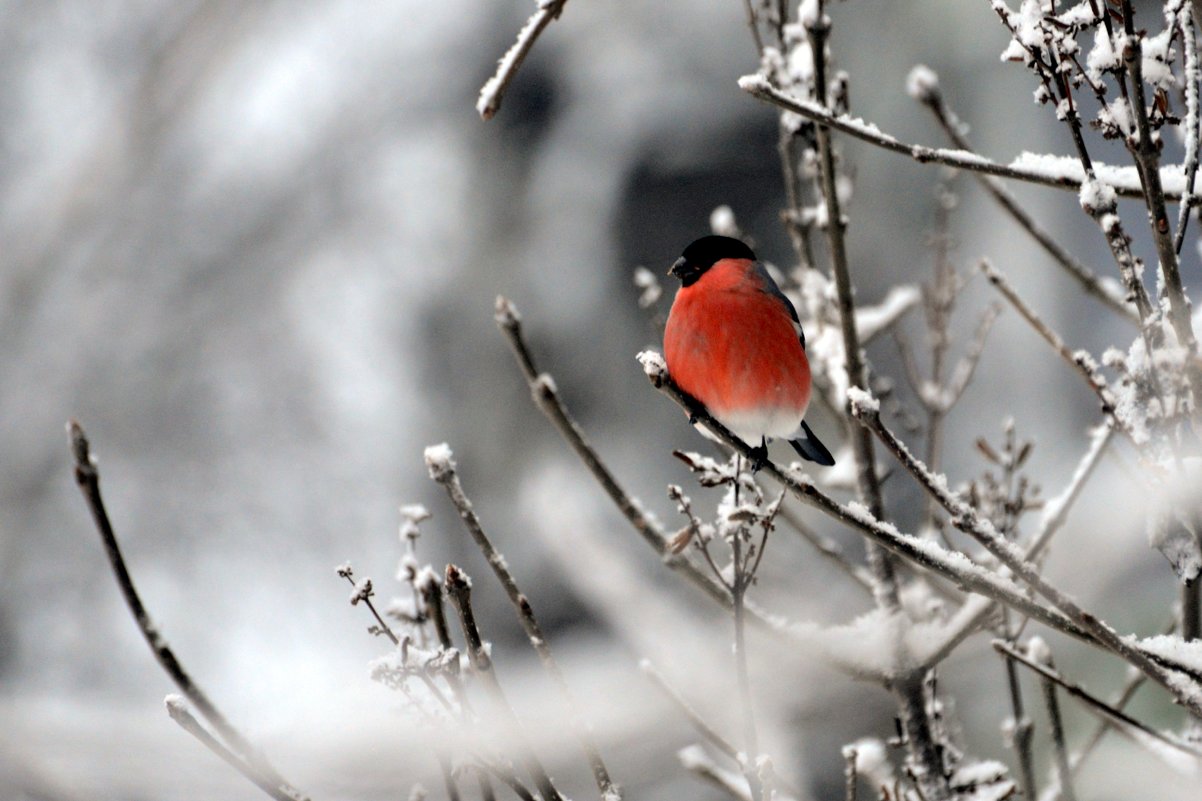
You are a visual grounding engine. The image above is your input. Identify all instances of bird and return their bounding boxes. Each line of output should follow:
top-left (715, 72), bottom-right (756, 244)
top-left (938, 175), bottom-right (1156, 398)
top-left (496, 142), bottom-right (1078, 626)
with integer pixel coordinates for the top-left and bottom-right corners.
top-left (663, 235), bottom-right (835, 467)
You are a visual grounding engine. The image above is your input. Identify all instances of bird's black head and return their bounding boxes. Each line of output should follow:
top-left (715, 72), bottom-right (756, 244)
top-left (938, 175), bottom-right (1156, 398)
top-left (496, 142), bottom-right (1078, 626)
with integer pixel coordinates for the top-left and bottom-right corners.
top-left (669, 235), bottom-right (757, 287)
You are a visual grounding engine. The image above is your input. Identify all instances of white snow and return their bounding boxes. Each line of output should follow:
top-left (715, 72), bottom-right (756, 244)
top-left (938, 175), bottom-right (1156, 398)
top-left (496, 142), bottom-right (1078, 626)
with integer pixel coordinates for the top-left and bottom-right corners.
top-left (1143, 27), bottom-right (1177, 90)
top-left (1079, 176), bottom-right (1117, 214)
top-left (906, 65), bottom-right (939, 102)
top-left (632, 266), bottom-right (662, 308)
top-left (1011, 151), bottom-right (1187, 195)
top-left (846, 386), bottom-right (880, 415)
top-left (855, 284), bottom-right (921, 342)
top-left (423, 443), bottom-right (456, 479)
top-left (350, 577), bottom-right (373, 605)
top-left (636, 350), bottom-right (667, 379)
top-left (1025, 635), bottom-right (1051, 664)
top-left (1086, 27), bottom-right (1121, 81)
top-left (709, 205), bottom-right (738, 236)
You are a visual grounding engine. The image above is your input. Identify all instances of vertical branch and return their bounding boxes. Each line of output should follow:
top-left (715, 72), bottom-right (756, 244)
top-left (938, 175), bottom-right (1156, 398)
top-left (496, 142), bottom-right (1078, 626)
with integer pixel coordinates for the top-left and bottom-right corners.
top-left (1121, 0), bottom-right (1197, 353)
top-left (1175, 7), bottom-right (1201, 254)
top-left (804, 6), bottom-right (948, 798)
top-left (1039, 657), bottom-right (1079, 801)
top-left (729, 512), bottom-right (764, 801)
top-left (804, 1), bottom-right (900, 614)
top-left (1002, 638), bottom-right (1037, 801)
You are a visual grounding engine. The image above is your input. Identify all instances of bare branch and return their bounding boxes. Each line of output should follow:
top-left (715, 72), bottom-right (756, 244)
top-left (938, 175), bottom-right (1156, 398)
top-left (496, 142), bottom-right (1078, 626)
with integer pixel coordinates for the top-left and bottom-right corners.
top-left (995, 640), bottom-right (1202, 760)
top-left (477, 0), bottom-right (568, 120)
top-left (443, 564), bottom-right (565, 801)
top-left (1175, 8), bottom-right (1201, 254)
top-left (424, 446), bottom-right (619, 800)
top-left (639, 356), bottom-right (1097, 645)
top-left (67, 421), bottom-right (311, 801)
top-left (1121, 0), bottom-right (1199, 354)
top-left (165, 696), bottom-right (297, 801)
top-left (979, 261), bottom-right (1126, 430)
top-left (804, 6), bottom-right (901, 616)
top-left (915, 74), bottom-right (1137, 321)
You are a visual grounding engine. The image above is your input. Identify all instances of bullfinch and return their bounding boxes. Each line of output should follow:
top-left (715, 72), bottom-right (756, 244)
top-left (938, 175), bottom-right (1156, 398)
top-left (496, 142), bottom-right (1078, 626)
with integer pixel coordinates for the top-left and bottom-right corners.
top-left (663, 235), bottom-right (836, 467)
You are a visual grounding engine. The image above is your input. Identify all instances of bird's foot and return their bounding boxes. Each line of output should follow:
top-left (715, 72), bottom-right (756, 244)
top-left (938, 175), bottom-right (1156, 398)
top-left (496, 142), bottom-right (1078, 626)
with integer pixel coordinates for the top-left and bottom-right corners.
top-left (748, 442), bottom-right (769, 472)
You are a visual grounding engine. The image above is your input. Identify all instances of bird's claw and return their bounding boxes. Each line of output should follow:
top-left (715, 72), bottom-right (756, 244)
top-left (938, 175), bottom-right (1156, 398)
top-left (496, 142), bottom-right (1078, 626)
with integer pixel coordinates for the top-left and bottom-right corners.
top-left (748, 443), bottom-right (769, 472)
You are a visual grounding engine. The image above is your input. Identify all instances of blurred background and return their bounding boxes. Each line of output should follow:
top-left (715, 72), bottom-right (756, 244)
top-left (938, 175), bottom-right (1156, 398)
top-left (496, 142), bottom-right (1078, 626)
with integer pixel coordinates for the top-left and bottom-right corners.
top-left (2, 0), bottom-right (1199, 799)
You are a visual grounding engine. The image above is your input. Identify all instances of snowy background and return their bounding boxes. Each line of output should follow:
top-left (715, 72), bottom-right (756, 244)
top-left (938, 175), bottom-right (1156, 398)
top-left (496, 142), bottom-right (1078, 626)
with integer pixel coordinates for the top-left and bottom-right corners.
top-left (2, 0), bottom-right (1197, 799)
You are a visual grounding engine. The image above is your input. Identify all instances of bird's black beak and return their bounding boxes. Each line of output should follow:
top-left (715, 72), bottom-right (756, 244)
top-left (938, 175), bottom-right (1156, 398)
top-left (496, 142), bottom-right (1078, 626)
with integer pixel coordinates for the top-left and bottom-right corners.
top-left (668, 256), bottom-right (687, 278)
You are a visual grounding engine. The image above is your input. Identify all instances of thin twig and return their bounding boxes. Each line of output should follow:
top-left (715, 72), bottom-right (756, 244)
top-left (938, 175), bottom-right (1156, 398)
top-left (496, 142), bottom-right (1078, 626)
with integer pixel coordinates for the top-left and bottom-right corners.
top-left (777, 505), bottom-right (875, 593)
top-left (1001, 648), bottom-right (1037, 801)
top-left (425, 447), bottom-right (620, 800)
top-left (995, 640), bottom-right (1202, 759)
top-left (1039, 656), bottom-right (1079, 801)
top-left (916, 79), bottom-right (1137, 321)
top-left (679, 746), bottom-right (754, 801)
top-left (737, 74), bottom-right (1185, 199)
top-left (476, 0), bottom-right (568, 120)
top-left (165, 697), bottom-right (297, 801)
top-left (842, 746), bottom-right (858, 801)
top-left (979, 261), bottom-right (1127, 431)
top-left (420, 579), bottom-right (497, 801)
top-left (67, 421), bottom-right (311, 801)
top-left (443, 564), bottom-right (565, 801)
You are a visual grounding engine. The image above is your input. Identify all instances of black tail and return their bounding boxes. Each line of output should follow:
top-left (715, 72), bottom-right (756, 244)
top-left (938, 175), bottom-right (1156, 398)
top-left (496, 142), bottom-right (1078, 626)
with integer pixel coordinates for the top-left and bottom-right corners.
top-left (789, 420), bottom-right (835, 466)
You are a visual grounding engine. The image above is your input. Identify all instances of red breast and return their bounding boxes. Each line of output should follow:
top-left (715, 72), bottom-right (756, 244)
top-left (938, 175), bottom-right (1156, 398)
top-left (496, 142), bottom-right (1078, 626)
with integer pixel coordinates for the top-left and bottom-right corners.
top-left (664, 258), bottom-right (811, 431)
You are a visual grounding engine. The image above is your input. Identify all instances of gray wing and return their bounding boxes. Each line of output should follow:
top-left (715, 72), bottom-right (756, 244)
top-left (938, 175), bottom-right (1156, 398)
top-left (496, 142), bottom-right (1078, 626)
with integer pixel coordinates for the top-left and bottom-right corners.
top-left (753, 261), bottom-right (805, 349)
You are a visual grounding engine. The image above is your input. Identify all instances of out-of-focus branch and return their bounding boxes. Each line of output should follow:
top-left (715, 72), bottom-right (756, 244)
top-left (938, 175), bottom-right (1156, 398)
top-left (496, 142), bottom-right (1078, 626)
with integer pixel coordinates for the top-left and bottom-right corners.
top-left (165, 696), bottom-right (297, 801)
top-left (995, 640), bottom-right (1202, 759)
top-left (678, 746), bottom-right (754, 801)
top-left (980, 261), bottom-right (1129, 432)
top-left (777, 506), bottom-right (875, 593)
top-left (849, 400), bottom-right (1202, 716)
top-left (477, 0), bottom-right (568, 120)
top-left (444, 564), bottom-right (565, 801)
top-left (736, 74), bottom-right (1183, 199)
top-left (424, 445), bottom-right (619, 800)
top-left (910, 70), bottom-right (1136, 322)
top-left (67, 421), bottom-right (311, 801)
top-left (641, 660), bottom-right (808, 801)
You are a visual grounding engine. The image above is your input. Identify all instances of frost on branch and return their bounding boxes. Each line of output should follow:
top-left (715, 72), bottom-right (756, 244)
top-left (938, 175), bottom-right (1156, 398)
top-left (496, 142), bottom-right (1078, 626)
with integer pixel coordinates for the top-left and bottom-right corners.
top-left (637, 350), bottom-right (667, 382)
top-left (423, 442), bottom-right (456, 481)
top-left (906, 64), bottom-right (940, 104)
